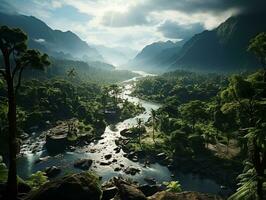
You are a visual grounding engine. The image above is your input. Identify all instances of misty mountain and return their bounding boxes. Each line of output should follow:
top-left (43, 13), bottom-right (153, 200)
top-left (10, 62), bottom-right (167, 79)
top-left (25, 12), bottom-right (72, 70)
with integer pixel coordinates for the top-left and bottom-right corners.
top-left (93, 45), bottom-right (137, 66)
top-left (0, 12), bottom-right (104, 62)
top-left (127, 40), bottom-right (183, 73)
top-left (171, 12), bottom-right (266, 72)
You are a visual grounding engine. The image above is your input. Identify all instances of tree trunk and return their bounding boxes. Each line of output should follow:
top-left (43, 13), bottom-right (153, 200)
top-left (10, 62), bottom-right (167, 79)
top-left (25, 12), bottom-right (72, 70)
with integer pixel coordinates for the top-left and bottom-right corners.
top-left (257, 178), bottom-right (263, 200)
top-left (4, 51), bottom-right (18, 200)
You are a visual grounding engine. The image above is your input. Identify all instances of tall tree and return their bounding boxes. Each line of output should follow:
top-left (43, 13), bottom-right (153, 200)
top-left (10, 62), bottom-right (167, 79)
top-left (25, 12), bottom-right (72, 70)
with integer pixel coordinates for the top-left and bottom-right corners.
top-left (223, 73), bottom-right (266, 200)
top-left (179, 100), bottom-right (207, 133)
top-left (150, 109), bottom-right (157, 143)
top-left (0, 26), bottom-right (50, 200)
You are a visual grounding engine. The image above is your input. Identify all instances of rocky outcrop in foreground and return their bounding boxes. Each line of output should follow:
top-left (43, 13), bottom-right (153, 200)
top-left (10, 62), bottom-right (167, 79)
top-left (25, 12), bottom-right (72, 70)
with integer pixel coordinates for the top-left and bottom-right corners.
top-left (24, 172), bottom-right (223, 200)
top-left (25, 172), bottom-right (102, 200)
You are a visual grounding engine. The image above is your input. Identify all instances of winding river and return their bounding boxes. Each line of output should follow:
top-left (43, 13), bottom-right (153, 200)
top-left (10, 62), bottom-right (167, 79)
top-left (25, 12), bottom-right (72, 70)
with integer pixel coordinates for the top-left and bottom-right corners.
top-left (17, 71), bottom-right (222, 195)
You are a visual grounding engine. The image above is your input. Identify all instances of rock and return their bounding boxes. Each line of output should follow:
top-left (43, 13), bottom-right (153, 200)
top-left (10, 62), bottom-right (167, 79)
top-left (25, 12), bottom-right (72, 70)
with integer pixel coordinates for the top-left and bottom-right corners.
top-left (120, 129), bottom-right (130, 136)
top-left (138, 185), bottom-right (160, 197)
top-left (132, 157), bottom-right (139, 162)
top-left (100, 161), bottom-right (111, 166)
top-left (127, 151), bottom-right (136, 159)
top-left (147, 191), bottom-right (223, 200)
top-left (114, 167), bottom-right (121, 172)
top-left (26, 172), bottom-right (102, 200)
top-left (44, 166), bottom-right (61, 178)
top-left (34, 156), bottom-right (51, 164)
top-left (102, 186), bottom-right (118, 200)
top-left (46, 133), bottom-right (68, 153)
top-left (124, 167), bottom-right (140, 175)
top-left (118, 184), bottom-right (147, 200)
top-left (114, 147), bottom-right (121, 153)
top-left (18, 181), bottom-right (31, 194)
top-left (20, 132), bottom-right (30, 140)
top-left (156, 153), bottom-right (166, 160)
top-left (144, 178), bottom-right (156, 185)
top-left (104, 154), bottom-right (112, 160)
top-left (74, 159), bottom-right (93, 170)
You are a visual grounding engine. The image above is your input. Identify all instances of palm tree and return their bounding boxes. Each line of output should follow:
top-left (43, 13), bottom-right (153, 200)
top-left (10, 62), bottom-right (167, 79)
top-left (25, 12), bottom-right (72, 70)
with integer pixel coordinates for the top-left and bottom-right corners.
top-left (150, 109), bottom-right (157, 144)
top-left (67, 68), bottom-right (77, 79)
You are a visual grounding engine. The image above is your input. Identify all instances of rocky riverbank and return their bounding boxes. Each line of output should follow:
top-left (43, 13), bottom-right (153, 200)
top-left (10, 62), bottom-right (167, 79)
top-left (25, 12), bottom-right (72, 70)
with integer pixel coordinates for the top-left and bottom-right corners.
top-left (1, 172), bottom-right (222, 200)
top-left (118, 127), bottom-right (240, 197)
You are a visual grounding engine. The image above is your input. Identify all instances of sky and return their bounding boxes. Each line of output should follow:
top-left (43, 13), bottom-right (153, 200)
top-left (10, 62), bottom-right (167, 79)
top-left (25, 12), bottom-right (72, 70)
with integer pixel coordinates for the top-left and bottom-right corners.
top-left (0, 0), bottom-right (264, 51)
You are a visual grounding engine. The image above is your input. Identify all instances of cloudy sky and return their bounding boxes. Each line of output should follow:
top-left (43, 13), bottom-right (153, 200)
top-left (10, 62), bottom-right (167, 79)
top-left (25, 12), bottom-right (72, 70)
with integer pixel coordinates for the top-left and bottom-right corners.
top-left (0, 0), bottom-right (263, 51)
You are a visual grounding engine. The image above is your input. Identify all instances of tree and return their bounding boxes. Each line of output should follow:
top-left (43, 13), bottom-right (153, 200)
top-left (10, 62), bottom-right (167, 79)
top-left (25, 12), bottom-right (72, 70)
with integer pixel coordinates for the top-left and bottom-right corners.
top-left (179, 100), bottom-right (207, 133)
top-left (150, 109), bottom-right (157, 143)
top-left (66, 67), bottom-right (77, 79)
top-left (0, 26), bottom-right (50, 199)
top-left (248, 32), bottom-right (266, 82)
top-left (109, 84), bottom-right (121, 106)
top-left (222, 72), bottom-right (266, 200)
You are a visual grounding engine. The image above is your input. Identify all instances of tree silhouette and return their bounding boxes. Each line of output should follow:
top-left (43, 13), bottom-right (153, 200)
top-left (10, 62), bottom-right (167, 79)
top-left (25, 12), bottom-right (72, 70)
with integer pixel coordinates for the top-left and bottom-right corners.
top-left (0, 26), bottom-right (50, 199)
top-left (67, 67), bottom-right (77, 79)
top-left (150, 109), bottom-right (157, 143)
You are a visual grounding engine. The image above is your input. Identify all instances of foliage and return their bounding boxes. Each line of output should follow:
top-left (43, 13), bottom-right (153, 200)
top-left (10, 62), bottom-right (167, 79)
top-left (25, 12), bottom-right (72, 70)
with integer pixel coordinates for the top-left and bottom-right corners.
top-left (0, 156), bottom-right (8, 183)
top-left (163, 181), bottom-right (182, 193)
top-left (26, 171), bottom-right (49, 190)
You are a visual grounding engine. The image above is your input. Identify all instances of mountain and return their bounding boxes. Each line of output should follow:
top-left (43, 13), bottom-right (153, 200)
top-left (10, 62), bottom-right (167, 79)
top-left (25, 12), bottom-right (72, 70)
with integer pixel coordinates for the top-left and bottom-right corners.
top-left (127, 40), bottom-right (183, 73)
top-left (0, 12), bottom-right (103, 61)
top-left (93, 45), bottom-right (137, 66)
top-left (171, 12), bottom-right (266, 72)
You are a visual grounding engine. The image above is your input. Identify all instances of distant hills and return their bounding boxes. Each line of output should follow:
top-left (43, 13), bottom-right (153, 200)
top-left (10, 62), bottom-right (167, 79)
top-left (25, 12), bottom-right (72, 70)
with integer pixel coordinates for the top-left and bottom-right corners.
top-left (129, 12), bottom-right (266, 73)
top-left (127, 40), bottom-right (184, 73)
top-left (0, 12), bottom-right (103, 62)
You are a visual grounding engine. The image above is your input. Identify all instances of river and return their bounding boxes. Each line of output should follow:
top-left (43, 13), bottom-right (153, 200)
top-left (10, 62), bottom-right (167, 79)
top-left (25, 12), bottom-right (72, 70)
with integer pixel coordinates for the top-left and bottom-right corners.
top-left (17, 71), bottom-right (222, 194)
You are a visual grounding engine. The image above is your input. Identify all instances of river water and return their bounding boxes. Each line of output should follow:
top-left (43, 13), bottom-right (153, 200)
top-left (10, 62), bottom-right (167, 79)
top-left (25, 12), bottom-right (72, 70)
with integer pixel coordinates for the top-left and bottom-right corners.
top-left (17, 71), bottom-right (222, 194)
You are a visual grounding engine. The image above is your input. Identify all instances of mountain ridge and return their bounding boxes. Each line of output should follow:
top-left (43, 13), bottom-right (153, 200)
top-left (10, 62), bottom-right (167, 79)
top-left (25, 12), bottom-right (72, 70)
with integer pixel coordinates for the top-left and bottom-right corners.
top-left (0, 12), bottom-right (103, 62)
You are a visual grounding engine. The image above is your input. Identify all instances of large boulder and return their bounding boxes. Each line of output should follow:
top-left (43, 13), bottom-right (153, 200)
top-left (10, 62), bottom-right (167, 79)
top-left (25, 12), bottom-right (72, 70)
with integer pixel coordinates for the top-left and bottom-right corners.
top-left (118, 184), bottom-right (147, 200)
top-left (44, 166), bottom-right (61, 178)
top-left (74, 159), bottom-right (93, 170)
top-left (148, 191), bottom-right (223, 200)
top-left (46, 133), bottom-right (68, 153)
top-left (25, 172), bottom-right (102, 200)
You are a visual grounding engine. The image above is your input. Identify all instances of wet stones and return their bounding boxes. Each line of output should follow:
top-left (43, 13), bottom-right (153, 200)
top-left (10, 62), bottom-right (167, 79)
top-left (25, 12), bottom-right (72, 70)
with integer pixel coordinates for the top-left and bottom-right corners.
top-left (74, 159), bottom-right (93, 170)
top-left (102, 186), bottom-right (118, 200)
top-left (34, 156), bottom-right (51, 164)
top-left (124, 167), bottom-right (141, 175)
top-left (44, 166), bottom-right (61, 178)
top-left (117, 183), bottom-right (147, 200)
top-left (104, 154), bottom-right (112, 160)
top-left (100, 161), bottom-right (112, 166)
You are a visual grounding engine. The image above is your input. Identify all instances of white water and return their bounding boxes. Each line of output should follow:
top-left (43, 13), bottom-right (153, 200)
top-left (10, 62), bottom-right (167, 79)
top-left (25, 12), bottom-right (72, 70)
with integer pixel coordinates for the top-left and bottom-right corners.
top-left (17, 71), bottom-right (221, 194)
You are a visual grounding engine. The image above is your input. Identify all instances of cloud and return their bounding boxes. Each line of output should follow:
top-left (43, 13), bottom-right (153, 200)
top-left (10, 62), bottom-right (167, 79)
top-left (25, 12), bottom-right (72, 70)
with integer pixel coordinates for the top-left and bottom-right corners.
top-left (101, 7), bottom-right (150, 27)
top-left (142, 0), bottom-right (266, 14)
top-left (0, 0), bottom-right (265, 52)
top-left (157, 21), bottom-right (204, 40)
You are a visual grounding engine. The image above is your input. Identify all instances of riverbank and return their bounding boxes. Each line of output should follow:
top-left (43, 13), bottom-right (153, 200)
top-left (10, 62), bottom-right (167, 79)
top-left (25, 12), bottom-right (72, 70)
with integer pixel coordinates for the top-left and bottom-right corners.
top-left (11, 71), bottom-right (225, 197)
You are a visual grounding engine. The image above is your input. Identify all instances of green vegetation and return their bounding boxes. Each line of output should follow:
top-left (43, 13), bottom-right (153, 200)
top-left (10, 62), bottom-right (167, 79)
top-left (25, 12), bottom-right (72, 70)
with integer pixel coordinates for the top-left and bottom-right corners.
top-left (132, 40), bottom-right (266, 199)
top-left (163, 181), bottom-right (182, 193)
top-left (0, 26), bottom-right (143, 200)
top-left (26, 171), bottom-right (48, 191)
